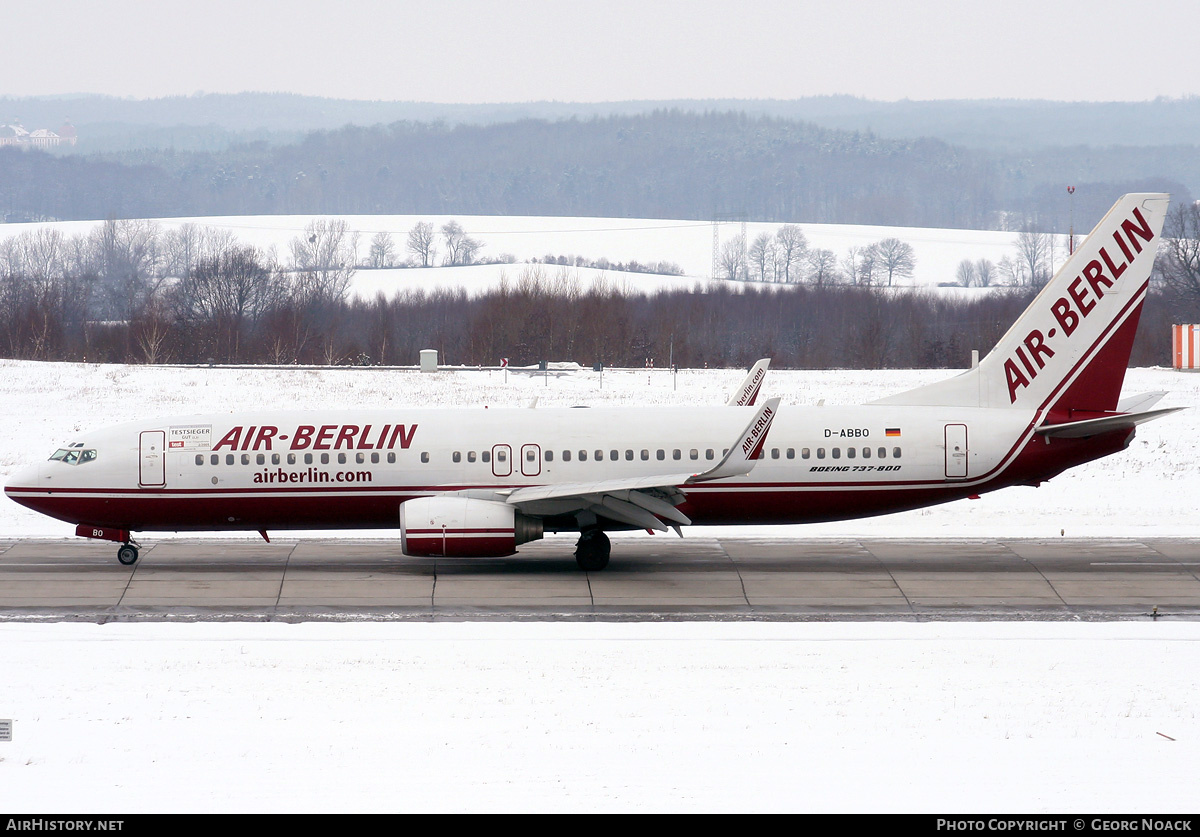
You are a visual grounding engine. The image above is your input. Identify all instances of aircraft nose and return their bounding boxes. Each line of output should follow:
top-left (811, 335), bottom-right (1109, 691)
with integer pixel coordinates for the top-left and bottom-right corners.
top-left (4, 462), bottom-right (43, 498)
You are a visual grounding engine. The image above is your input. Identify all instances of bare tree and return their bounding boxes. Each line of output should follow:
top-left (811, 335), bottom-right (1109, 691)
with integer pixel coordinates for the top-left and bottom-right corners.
top-left (955, 259), bottom-right (978, 287)
top-left (290, 218), bottom-right (359, 304)
top-left (806, 248), bottom-right (839, 287)
top-left (997, 255), bottom-right (1025, 287)
top-left (1016, 227), bottom-right (1052, 288)
top-left (406, 222), bottom-right (436, 267)
top-left (1155, 201), bottom-right (1200, 303)
top-left (748, 233), bottom-right (776, 282)
top-left (368, 230), bottom-right (396, 268)
top-left (441, 220), bottom-right (483, 266)
top-left (876, 237), bottom-right (916, 286)
top-left (90, 219), bottom-right (164, 321)
top-left (719, 235), bottom-right (747, 282)
top-left (173, 245), bottom-right (279, 362)
top-left (975, 258), bottom-right (995, 288)
top-left (843, 244), bottom-right (881, 286)
top-left (774, 225), bottom-right (808, 284)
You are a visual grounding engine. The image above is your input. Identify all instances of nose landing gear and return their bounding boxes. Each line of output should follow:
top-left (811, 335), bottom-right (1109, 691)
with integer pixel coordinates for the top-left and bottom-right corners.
top-left (116, 542), bottom-right (140, 565)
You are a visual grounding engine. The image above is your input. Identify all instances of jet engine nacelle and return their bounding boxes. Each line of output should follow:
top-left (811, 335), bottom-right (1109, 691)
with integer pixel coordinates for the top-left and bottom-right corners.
top-left (399, 496), bottom-right (543, 557)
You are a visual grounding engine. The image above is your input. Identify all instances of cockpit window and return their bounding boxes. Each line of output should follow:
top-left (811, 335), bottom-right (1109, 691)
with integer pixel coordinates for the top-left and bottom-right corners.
top-left (49, 448), bottom-right (97, 465)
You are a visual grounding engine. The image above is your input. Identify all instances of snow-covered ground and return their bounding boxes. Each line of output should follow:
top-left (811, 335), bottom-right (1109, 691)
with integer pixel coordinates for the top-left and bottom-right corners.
top-left (1, 621), bottom-right (1197, 813)
top-left (2, 360), bottom-right (1196, 539)
top-left (0, 212), bottom-right (1039, 298)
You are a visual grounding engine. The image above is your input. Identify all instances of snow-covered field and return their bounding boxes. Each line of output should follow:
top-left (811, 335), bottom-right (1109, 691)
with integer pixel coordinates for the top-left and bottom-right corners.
top-left (1, 621), bottom-right (1197, 813)
top-left (0, 212), bottom-right (1037, 298)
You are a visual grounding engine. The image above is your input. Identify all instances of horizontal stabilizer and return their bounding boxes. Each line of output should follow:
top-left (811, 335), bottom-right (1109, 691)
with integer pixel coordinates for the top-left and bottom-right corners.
top-left (1035, 407), bottom-right (1182, 439)
top-left (1116, 391), bottom-right (1167, 414)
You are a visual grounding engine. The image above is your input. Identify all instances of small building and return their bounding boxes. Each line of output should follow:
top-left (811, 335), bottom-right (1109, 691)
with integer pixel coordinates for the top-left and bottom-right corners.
top-left (1173, 324), bottom-right (1200, 370)
top-left (0, 120), bottom-right (77, 148)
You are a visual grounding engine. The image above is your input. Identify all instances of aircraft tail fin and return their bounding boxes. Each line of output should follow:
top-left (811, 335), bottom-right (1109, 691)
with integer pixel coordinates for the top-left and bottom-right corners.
top-left (872, 193), bottom-right (1169, 414)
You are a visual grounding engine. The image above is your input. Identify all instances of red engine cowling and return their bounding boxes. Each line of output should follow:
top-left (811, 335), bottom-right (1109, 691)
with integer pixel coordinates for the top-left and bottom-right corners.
top-left (399, 496), bottom-right (543, 557)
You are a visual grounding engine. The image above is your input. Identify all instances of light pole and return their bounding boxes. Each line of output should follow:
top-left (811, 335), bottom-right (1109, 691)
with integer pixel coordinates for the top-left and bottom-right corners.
top-left (1067, 185), bottom-right (1076, 255)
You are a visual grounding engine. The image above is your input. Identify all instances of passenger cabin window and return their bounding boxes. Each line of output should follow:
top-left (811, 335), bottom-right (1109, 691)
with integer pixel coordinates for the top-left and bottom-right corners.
top-left (690, 449), bottom-right (698, 460)
top-left (625, 450), bottom-right (633, 461)
top-left (452, 451), bottom-right (462, 463)
top-left (846, 448), bottom-right (856, 459)
top-left (579, 450), bottom-right (588, 461)
top-left (787, 448), bottom-right (795, 459)
top-left (877, 447), bottom-right (886, 459)
top-left (370, 453), bottom-right (379, 464)
top-left (832, 448), bottom-right (841, 459)
top-left (771, 448), bottom-right (780, 459)
top-left (421, 452), bottom-right (430, 463)
top-left (562, 450), bottom-right (571, 462)
top-left (594, 450), bottom-right (602, 461)
top-left (211, 454), bottom-right (219, 466)
top-left (241, 454), bottom-right (250, 465)
top-left (544, 450), bottom-right (553, 462)
top-left (893, 447), bottom-right (902, 458)
top-left (801, 448), bottom-right (810, 459)
top-left (656, 449), bottom-right (665, 461)
top-left (272, 454), bottom-right (281, 465)
top-left (640, 450), bottom-right (649, 460)
top-left (226, 454), bottom-right (235, 465)
top-left (256, 454), bottom-right (265, 465)
top-left (610, 450), bottom-right (618, 461)
top-left (387, 452), bottom-right (397, 464)
top-left (481, 451), bottom-right (490, 463)
top-left (468, 451), bottom-right (477, 463)
top-left (672, 449), bottom-right (681, 460)
top-left (816, 448), bottom-right (825, 459)
top-left (195, 454), bottom-right (204, 466)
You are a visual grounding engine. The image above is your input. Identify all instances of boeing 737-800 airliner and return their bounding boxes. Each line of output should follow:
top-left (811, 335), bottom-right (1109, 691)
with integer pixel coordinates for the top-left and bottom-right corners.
top-left (4, 194), bottom-right (1179, 570)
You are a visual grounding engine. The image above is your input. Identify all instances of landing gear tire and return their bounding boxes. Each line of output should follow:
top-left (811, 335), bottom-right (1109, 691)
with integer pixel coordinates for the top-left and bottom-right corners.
top-left (575, 529), bottom-right (610, 571)
top-left (117, 544), bottom-right (139, 566)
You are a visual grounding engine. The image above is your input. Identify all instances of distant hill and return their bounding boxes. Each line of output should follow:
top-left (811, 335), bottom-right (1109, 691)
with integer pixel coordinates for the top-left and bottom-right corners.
top-left (6, 92), bottom-right (1200, 153)
top-left (0, 103), bottom-right (1193, 230)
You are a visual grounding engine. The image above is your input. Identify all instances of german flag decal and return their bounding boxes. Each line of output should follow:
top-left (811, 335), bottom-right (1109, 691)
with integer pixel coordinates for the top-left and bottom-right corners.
top-left (885, 428), bottom-right (901, 437)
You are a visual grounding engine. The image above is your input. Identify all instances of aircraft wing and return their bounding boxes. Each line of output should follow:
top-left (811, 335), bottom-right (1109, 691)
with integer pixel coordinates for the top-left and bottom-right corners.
top-left (501, 397), bottom-right (781, 532)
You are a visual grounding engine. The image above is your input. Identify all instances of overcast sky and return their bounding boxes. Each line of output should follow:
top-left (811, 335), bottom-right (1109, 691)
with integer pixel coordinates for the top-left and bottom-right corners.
top-left (6, 0), bottom-right (1198, 103)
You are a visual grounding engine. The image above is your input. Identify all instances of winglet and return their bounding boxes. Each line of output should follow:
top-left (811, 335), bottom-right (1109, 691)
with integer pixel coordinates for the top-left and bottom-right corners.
top-left (727, 359), bottom-right (770, 406)
top-left (690, 397), bottom-right (780, 483)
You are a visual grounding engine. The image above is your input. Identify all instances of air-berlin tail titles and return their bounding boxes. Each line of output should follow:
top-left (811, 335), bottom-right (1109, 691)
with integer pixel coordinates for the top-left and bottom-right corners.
top-left (1004, 207), bottom-right (1155, 404)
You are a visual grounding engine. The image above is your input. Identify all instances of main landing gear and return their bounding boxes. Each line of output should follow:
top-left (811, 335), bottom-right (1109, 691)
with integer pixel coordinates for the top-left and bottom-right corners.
top-left (116, 542), bottom-right (140, 566)
top-left (574, 529), bottom-right (610, 571)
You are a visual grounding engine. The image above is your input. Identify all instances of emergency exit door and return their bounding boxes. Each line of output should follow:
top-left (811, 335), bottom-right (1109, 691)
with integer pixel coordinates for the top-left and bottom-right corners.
top-left (139, 430), bottom-right (166, 487)
top-left (944, 424), bottom-right (968, 478)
